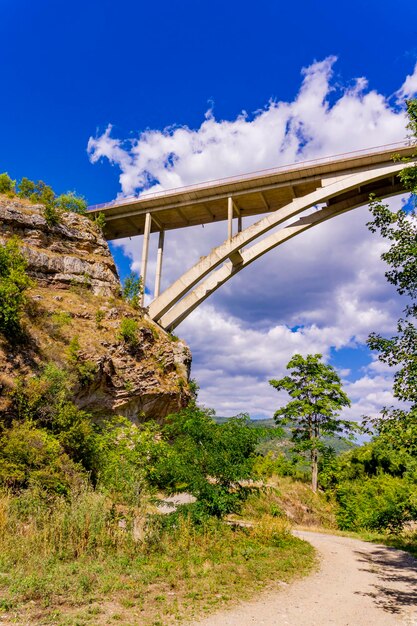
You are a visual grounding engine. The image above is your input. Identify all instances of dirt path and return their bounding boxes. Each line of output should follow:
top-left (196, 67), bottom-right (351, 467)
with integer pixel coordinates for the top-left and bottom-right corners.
top-left (191, 530), bottom-right (417, 626)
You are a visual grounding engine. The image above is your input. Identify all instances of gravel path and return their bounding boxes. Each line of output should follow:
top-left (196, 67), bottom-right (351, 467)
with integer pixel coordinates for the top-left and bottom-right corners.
top-left (192, 530), bottom-right (417, 626)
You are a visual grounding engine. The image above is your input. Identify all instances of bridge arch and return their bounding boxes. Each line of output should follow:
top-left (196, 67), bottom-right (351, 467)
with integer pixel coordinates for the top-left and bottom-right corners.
top-left (150, 161), bottom-right (407, 330)
top-left (89, 143), bottom-right (415, 331)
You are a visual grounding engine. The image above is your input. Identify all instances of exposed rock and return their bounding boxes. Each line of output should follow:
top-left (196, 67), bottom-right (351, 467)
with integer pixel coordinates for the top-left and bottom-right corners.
top-left (0, 196), bottom-right (192, 421)
top-left (0, 197), bottom-right (120, 296)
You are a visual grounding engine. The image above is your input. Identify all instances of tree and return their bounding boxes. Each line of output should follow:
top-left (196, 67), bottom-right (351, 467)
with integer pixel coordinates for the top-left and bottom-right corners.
top-left (269, 354), bottom-right (353, 492)
top-left (366, 99), bottom-right (417, 446)
top-left (56, 191), bottom-right (87, 215)
top-left (0, 238), bottom-right (33, 338)
top-left (151, 407), bottom-right (262, 518)
top-left (0, 172), bottom-right (16, 195)
top-left (122, 272), bottom-right (143, 309)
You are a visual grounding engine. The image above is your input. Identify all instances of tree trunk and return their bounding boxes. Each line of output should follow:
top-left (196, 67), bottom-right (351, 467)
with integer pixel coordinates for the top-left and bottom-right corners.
top-left (311, 448), bottom-right (318, 492)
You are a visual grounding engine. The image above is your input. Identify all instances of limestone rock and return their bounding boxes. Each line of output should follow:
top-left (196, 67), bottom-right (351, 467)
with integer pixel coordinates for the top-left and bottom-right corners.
top-left (0, 197), bottom-right (120, 296)
top-left (0, 196), bottom-right (192, 421)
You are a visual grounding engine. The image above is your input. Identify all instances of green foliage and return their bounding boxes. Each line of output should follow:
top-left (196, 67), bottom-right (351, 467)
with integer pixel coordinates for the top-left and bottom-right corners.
top-left (56, 191), bottom-right (87, 215)
top-left (320, 100), bottom-right (417, 534)
top-left (93, 211), bottom-right (106, 231)
top-left (151, 408), bottom-right (261, 518)
top-left (5, 364), bottom-right (101, 486)
top-left (0, 422), bottom-right (85, 494)
top-left (95, 309), bottom-right (105, 328)
top-left (14, 177), bottom-right (90, 225)
top-left (0, 172), bottom-right (16, 195)
top-left (122, 272), bottom-right (143, 308)
top-left (18, 178), bottom-right (59, 226)
top-left (9, 363), bottom-right (71, 425)
top-left (335, 474), bottom-right (417, 533)
top-left (362, 100), bottom-right (417, 514)
top-left (0, 237), bottom-right (33, 339)
top-left (67, 336), bottom-right (97, 387)
top-left (117, 317), bottom-right (139, 346)
top-left (96, 417), bottom-right (163, 505)
top-left (270, 354), bottom-right (354, 491)
top-left (42, 202), bottom-right (61, 226)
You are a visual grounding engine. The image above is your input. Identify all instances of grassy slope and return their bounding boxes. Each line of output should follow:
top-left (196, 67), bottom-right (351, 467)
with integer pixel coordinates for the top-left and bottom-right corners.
top-left (0, 489), bottom-right (315, 626)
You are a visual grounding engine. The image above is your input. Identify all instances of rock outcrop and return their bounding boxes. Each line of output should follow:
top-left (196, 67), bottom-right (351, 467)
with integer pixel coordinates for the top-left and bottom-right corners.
top-left (0, 196), bottom-right (192, 421)
top-left (0, 197), bottom-right (120, 296)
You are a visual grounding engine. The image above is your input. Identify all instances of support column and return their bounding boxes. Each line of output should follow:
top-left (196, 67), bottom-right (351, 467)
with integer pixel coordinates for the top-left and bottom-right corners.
top-left (154, 229), bottom-right (165, 298)
top-left (140, 212), bottom-right (152, 306)
top-left (237, 215), bottom-right (242, 233)
top-left (227, 196), bottom-right (233, 241)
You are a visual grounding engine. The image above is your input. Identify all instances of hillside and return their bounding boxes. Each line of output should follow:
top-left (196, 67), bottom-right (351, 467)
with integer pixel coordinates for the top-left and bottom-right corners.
top-left (0, 195), bottom-right (191, 421)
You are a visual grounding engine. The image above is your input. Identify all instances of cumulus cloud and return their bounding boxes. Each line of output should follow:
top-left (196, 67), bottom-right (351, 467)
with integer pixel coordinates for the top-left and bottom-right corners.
top-left (88, 57), bottom-right (409, 197)
top-left (396, 62), bottom-right (417, 101)
top-left (88, 56), bottom-right (416, 421)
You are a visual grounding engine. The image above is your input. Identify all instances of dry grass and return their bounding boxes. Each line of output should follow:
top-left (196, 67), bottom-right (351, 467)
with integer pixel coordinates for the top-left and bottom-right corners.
top-left (236, 475), bottom-right (337, 529)
top-left (0, 490), bottom-right (315, 625)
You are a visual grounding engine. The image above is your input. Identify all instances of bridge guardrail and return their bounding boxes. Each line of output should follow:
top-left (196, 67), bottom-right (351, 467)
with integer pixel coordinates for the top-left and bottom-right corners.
top-left (88, 140), bottom-right (413, 212)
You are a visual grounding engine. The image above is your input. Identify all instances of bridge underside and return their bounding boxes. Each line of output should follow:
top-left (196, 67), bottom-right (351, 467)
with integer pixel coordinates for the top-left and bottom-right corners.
top-left (88, 144), bottom-right (415, 330)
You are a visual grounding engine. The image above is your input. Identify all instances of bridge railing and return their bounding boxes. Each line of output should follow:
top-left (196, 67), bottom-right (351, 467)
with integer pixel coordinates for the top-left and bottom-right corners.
top-left (88, 140), bottom-right (412, 212)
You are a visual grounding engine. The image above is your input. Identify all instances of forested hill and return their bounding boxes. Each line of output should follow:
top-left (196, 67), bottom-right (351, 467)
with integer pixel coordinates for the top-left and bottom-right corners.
top-left (214, 416), bottom-right (358, 455)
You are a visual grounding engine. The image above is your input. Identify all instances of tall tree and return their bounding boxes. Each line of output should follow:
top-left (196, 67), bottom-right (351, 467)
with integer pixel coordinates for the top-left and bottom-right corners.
top-left (366, 99), bottom-right (417, 448)
top-left (270, 354), bottom-right (353, 492)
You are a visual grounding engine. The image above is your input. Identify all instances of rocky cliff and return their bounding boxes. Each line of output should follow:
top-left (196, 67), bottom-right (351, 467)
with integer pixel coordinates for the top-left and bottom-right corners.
top-left (0, 196), bottom-right (192, 421)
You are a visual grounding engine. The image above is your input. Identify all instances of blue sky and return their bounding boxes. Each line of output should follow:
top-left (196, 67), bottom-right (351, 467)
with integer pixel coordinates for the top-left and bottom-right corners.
top-left (2, 0), bottom-right (417, 420)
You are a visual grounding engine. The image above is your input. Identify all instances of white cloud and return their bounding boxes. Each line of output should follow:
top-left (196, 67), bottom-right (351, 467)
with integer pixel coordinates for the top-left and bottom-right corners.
top-left (88, 57), bottom-right (409, 197)
top-left (89, 56), bottom-right (416, 422)
top-left (396, 62), bottom-right (417, 101)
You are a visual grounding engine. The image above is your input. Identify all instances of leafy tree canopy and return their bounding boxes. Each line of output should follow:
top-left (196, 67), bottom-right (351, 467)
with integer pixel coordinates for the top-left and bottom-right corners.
top-left (366, 99), bottom-right (417, 443)
top-left (270, 353), bottom-right (354, 491)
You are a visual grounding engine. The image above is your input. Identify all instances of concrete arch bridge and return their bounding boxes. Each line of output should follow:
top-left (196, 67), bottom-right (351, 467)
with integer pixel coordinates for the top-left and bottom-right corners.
top-left (89, 142), bottom-right (415, 331)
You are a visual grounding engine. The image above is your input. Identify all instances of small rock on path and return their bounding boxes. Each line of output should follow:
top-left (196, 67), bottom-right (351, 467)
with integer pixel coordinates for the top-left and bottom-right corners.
top-left (191, 530), bottom-right (417, 626)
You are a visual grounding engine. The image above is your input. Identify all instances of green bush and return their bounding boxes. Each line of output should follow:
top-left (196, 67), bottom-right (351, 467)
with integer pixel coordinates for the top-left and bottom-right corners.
top-left (95, 309), bottom-right (105, 328)
top-left (10, 363), bottom-right (72, 425)
top-left (0, 422), bottom-right (85, 495)
top-left (151, 408), bottom-right (261, 518)
top-left (0, 238), bottom-right (33, 338)
top-left (56, 191), bottom-right (87, 215)
top-left (122, 273), bottom-right (143, 309)
top-left (16, 179), bottom-right (91, 226)
top-left (93, 212), bottom-right (106, 232)
top-left (66, 336), bottom-right (98, 387)
top-left (18, 178), bottom-right (55, 207)
top-left (117, 317), bottom-right (139, 346)
top-left (0, 172), bottom-right (16, 195)
top-left (335, 474), bottom-right (417, 533)
top-left (42, 202), bottom-right (62, 226)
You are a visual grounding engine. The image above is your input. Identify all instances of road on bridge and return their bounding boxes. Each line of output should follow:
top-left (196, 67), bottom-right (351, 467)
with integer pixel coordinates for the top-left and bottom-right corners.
top-left (192, 530), bottom-right (417, 626)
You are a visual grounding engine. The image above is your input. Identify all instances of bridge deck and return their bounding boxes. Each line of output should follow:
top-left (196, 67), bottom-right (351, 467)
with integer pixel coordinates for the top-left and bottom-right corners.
top-left (88, 142), bottom-right (414, 241)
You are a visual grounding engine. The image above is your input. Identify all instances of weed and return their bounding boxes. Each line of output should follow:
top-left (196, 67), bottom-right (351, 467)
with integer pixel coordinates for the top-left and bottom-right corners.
top-left (95, 309), bottom-right (105, 328)
top-left (117, 318), bottom-right (139, 347)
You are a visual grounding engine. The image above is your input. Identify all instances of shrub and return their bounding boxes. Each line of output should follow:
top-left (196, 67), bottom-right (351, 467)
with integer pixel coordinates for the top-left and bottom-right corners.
top-left (122, 273), bottom-right (143, 309)
top-left (42, 203), bottom-right (62, 226)
top-left (67, 336), bottom-right (97, 387)
top-left (335, 474), bottom-right (417, 533)
top-left (117, 317), bottom-right (139, 346)
top-left (9, 363), bottom-right (72, 426)
top-left (0, 238), bottom-right (33, 338)
top-left (151, 408), bottom-right (262, 518)
top-left (0, 172), bottom-right (16, 195)
top-left (0, 422), bottom-right (85, 495)
top-left (18, 178), bottom-right (56, 208)
top-left (56, 191), bottom-right (87, 215)
top-left (93, 212), bottom-right (106, 232)
top-left (95, 309), bottom-right (105, 328)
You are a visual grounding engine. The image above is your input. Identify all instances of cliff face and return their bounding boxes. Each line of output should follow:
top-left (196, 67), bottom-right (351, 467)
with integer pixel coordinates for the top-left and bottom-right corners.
top-left (0, 196), bottom-right (192, 421)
